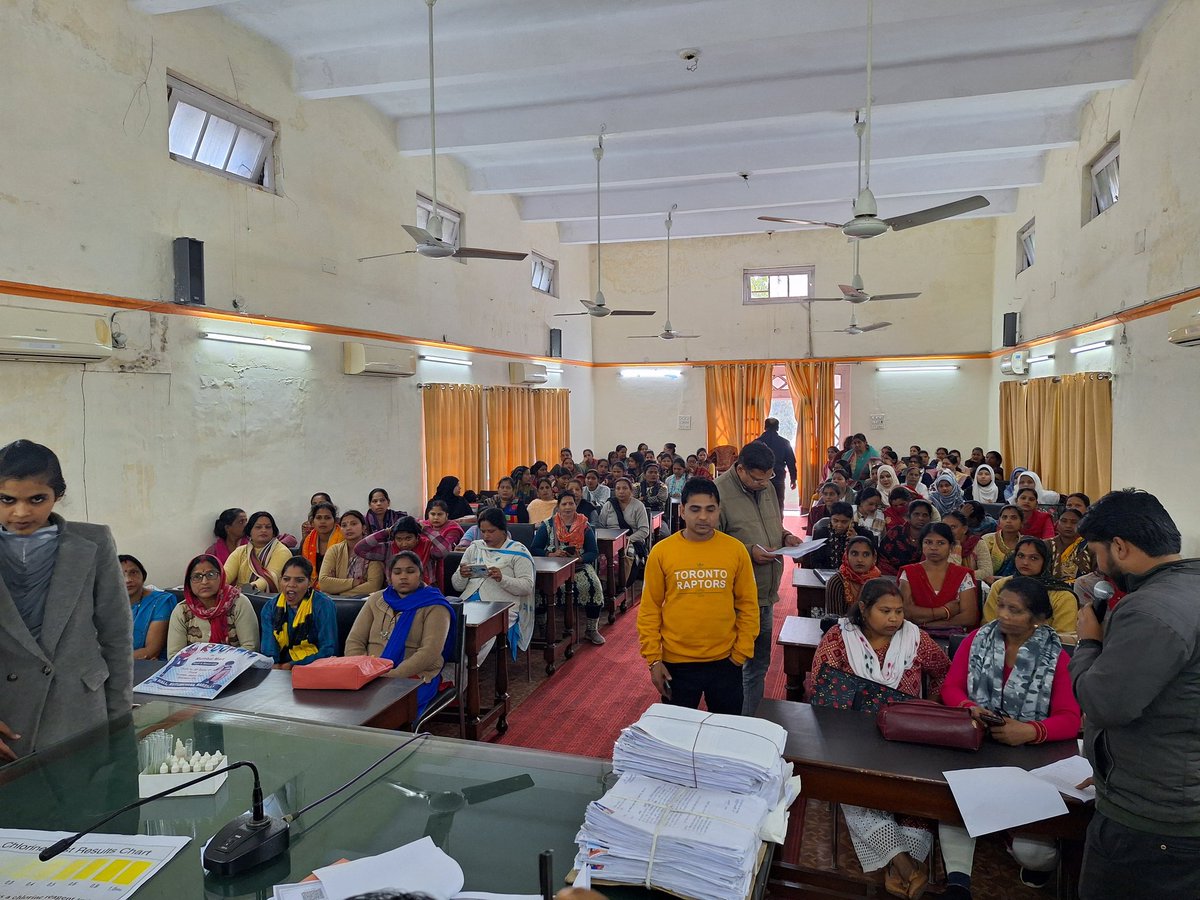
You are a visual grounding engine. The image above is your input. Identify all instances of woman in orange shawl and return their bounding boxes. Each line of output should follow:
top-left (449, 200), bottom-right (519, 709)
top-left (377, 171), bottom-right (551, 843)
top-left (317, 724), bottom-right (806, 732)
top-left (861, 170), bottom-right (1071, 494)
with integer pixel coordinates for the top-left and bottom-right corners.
top-left (824, 535), bottom-right (882, 616)
top-left (300, 501), bottom-right (343, 589)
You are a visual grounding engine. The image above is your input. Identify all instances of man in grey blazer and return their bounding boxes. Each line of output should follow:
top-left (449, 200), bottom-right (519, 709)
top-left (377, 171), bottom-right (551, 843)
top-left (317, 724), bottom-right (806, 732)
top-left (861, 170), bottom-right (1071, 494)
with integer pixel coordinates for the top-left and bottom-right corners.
top-left (0, 440), bottom-right (132, 762)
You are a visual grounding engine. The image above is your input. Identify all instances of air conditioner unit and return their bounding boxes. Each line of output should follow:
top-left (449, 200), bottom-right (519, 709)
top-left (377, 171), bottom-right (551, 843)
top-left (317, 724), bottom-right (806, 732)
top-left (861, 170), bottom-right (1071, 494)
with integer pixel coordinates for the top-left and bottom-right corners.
top-left (1000, 350), bottom-right (1028, 375)
top-left (0, 304), bottom-right (113, 363)
top-left (343, 342), bottom-right (417, 377)
top-left (1168, 297), bottom-right (1200, 346)
top-left (509, 362), bottom-right (548, 385)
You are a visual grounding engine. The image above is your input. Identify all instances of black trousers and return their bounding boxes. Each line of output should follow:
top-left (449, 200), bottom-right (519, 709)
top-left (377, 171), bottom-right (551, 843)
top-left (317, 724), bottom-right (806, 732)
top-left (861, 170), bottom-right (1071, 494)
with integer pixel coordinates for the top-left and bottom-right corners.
top-left (772, 476), bottom-right (786, 516)
top-left (1079, 810), bottom-right (1200, 899)
top-left (662, 658), bottom-right (743, 715)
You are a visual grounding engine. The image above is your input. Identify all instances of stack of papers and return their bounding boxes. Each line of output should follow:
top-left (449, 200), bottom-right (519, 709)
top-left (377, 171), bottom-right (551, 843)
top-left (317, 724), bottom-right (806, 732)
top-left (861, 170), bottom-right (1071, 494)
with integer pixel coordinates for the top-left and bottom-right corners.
top-left (272, 837), bottom-right (463, 900)
top-left (574, 773), bottom-right (768, 900)
top-left (612, 704), bottom-right (791, 804)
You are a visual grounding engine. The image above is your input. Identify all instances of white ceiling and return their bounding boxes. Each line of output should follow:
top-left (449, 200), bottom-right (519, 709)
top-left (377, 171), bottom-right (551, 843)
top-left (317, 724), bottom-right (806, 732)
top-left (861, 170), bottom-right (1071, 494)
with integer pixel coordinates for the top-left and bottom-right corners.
top-left (134, 0), bottom-right (1166, 243)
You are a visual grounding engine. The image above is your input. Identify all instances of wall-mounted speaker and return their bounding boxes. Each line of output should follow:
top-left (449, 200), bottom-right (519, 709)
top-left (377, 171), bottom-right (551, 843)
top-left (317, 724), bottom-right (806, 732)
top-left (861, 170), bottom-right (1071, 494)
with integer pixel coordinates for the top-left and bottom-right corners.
top-left (1002, 311), bottom-right (1019, 347)
top-left (549, 327), bottom-right (563, 358)
top-left (173, 237), bottom-right (205, 305)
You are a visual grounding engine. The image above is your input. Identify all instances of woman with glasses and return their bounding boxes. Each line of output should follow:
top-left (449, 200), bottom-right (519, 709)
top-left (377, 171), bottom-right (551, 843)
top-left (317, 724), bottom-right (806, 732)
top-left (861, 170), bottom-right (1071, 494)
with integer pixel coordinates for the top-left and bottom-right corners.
top-left (167, 554), bottom-right (260, 657)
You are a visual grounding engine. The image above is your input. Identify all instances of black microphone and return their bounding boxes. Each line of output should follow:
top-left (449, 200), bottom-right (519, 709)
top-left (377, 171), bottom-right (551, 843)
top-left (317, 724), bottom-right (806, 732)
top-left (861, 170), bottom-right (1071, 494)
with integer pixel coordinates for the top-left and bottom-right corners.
top-left (39, 760), bottom-right (290, 877)
top-left (539, 849), bottom-right (554, 900)
top-left (1091, 580), bottom-right (1115, 624)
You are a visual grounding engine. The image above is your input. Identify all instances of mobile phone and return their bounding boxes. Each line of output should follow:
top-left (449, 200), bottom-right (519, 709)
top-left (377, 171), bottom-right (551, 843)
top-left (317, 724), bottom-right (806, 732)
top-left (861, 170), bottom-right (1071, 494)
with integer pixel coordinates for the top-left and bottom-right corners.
top-left (979, 709), bottom-right (1005, 727)
top-left (468, 564), bottom-right (489, 577)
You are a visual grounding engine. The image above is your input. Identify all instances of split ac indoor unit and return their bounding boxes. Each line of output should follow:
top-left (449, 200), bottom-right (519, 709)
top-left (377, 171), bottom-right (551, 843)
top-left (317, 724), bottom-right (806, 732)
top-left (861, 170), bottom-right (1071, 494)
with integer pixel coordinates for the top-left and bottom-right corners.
top-left (342, 342), bottom-right (417, 376)
top-left (0, 303), bottom-right (113, 363)
top-left (1000, 350), bottom-right (1028, 375)
top-left (1167, 297), bottom-right (1200, 347)
top-left (509, 362), bottom-right (548, 385)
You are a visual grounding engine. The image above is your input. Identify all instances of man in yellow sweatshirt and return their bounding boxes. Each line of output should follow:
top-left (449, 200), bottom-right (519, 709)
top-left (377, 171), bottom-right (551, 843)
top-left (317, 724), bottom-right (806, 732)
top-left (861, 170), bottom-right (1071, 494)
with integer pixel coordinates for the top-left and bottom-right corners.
top-left (637, 477), bottom-right (759, 714)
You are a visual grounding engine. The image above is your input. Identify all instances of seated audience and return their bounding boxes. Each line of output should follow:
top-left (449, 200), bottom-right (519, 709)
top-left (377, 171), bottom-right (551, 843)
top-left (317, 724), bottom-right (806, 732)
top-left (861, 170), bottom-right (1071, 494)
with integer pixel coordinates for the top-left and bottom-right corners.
top-left (224, 511), bottom-right (293, 593)
top-left (695, 447), bottom-right (715, 477)
top-left (555, 447), bottom-right (579, 478)
top-left (637, 463), bottom-right (669, 514)
top-left (939, 577), bottom-right (1081, 896)
top-left (1048, 507), bottom-right (1093, 585)
top-left (960, 500), bottom-right (997, 536)
top-left (1015, 470), bottom-right (1060, 505)
top-left (525, 477), bottom-right (558, 523)
top-left (121, 554), bottom-right (178, 660)
top-left (964, 463), bottom-right (999, 504)
top-left (1063, 492), bottom-right (1090, 516)
top-left (823, 535), bottom-right (882, 617)
top-left (852, 487), bottom-right (887, 541)
top-left (983, 537), bottom-right (1077, 633)
top-left (665, 458), bottom-right (688, 499)
top-left (529, 460), bottom-right (550, 483)
top-left (206, 508), bottom-right (248, 566)
top-left (898, 522), bottom-right (979, 628)
top-left (811, 578), bottom-right (951, 896)
top-left (984, 450), bottom-right (1005, 483)
top-left (487, 476), bottom-right (530, 524)
top-left (168, 554), bottom-right (259, 656)
top-left (829, 469), bottom-right (857, 505)
top-left (965, 447), bottom-right (985, 472)
top-left (929, 473), bottom-right (964, 519)
top-left (841, 433), bottom-right (880, 482)
top-left (582, 469), bottom-right (611, 516)
top-left (512, 467), bottom-right (536, 503)
top-left (319, 510), bottom-right (385, 596)
top-left (301, 501), bottom-right (343, 588)
top-left (903, 466), bottom-right (930, 499)
top-left (423, 500), bottom-right (466, 548)
top-left (883, 487), bottom-right (912, 531)
top-left (365, 487), bottom-right (404, 532)
top-left (597, 476), bottom-right (651, 584)
top-left (425, 476), bottom-right (474, 521)
top-left (1014, 487), bottom-right (1056, 539)
top-left (355, 515), bottom-right (452, 587)
top-left (807, 482), bottom-right (842, 531)
top-left (299, 492), bottom-right (333, 541)
top-left (258, 557), bottom-right (338, 669)
top-left (821, 445), bottom-right (841, 481)
top-left (532, 492), bottom-right (607, 645)
top-left (1003, 467), bottom-right (1027, 502)
top-left (452, 507), bottom-right (536, 660)
top-left (344, 550), bottom-right (455, 716)
top-left (581, 448), bottom-right (596, 471)
top-left (808, 502), bottom-right (874, 570)
top-left (979, 505), bottom-right (1025, 583)
top-left (874, 464), bottom-right (900, 498)
top-left (942, 510), bottom-right (993, 584)
top-left (878, 499), bottom-right (933, 576)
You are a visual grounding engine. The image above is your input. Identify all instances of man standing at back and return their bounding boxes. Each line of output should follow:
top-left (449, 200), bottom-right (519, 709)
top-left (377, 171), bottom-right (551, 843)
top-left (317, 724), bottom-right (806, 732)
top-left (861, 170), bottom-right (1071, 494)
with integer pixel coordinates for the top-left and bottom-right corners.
top-left (1070, 489), bottom-right (1200, 899)
top-left (754, 418), bottom-right (798, 516)
top-left (716, 441), bottom-right (802, 714)
top-left (638, 478), bottom-right (758, 715)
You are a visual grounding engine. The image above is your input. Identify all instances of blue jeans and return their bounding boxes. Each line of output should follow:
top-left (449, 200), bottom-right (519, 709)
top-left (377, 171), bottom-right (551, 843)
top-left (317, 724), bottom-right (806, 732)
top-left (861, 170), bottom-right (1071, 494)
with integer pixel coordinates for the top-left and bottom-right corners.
top-left (741, 603), bottom-right (774, 715)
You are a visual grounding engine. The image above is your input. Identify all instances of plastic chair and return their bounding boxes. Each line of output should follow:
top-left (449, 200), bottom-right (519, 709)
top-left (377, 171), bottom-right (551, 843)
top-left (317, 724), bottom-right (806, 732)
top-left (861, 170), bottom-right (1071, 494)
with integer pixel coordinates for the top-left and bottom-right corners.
top-left (414, 599), bottom-right (467, 738)
top-left (711, 444), bottom-right (738, 473)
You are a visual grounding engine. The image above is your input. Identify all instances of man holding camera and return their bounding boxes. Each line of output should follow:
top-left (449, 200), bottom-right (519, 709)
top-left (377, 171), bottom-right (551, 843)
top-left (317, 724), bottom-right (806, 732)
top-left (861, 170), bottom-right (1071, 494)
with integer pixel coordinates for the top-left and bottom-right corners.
top-left (1071, 489), bottom-right (1200, 899)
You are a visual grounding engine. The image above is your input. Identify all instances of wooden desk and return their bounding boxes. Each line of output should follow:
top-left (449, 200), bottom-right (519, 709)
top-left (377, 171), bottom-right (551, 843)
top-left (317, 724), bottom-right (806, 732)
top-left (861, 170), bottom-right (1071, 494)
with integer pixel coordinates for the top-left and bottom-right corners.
top-left (777, 615), bottom-right (826, 701)
top-left (669, 496), bottom-right (681, 532)
top-left (132, 659), bottom-right (421, 731)
top-left (532, 556), bottom-right (578, 676)
top-left (791, 566), bottom-right (827, 616)
top-left (594, 526), bottom-right (629, 623)
top-left (461, 599), bottom-right (514, 740)
top-left (648, 510), bottom-right (665, 544)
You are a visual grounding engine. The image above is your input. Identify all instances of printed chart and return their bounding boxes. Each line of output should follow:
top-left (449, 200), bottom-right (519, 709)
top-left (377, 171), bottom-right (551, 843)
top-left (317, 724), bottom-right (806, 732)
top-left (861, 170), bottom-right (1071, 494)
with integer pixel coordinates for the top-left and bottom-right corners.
top-left (0, 830), bottom-right (190, 900)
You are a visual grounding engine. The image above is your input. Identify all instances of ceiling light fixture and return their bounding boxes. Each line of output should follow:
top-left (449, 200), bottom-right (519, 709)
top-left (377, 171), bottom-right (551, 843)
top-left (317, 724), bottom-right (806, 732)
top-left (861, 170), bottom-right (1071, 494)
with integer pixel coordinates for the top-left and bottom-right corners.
top-left (620, 368), bottom-right (682, 379)
top-left (1069, 340), bottom-right (1113, 355)
top-left (875, 365), bottom-right (960, 373)
top-left (420, 354), bottom-right (473, 367)
top-left (544, 365), bottom-right (563, 374)
top-left (201, 332), bottom-right (311, 351)
top-left (1027, 354), bottom-right (1055, 363)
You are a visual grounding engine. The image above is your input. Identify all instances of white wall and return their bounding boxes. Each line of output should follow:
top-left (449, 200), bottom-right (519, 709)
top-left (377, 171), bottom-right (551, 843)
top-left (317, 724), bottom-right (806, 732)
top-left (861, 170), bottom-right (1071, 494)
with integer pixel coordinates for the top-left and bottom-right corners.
top-left (590, 368), bottom-right (708, 459)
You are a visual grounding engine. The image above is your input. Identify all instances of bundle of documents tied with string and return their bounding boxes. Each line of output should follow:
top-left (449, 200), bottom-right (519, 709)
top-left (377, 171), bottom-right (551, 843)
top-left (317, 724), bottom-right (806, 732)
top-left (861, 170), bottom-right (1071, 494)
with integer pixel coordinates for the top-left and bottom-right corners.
top-left (572, 705), bottom-right (801, 900)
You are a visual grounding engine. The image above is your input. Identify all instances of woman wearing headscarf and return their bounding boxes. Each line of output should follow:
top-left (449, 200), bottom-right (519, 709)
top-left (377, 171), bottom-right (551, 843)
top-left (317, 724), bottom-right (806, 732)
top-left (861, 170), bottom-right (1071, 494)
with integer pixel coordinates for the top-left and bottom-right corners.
top-left (939, 577), bottom-right (1080, 896)
top-left (1003, 467), bottom-right (1028, 502)
top-left (224, 511), bottom-right (293, 593)
top-left (345, 550), bottom-right (456, 717)
top-left (1015, 470), bottom-right (1060, 505)
top-left (168, 554), bottom-right (259, 656)
top-left (928, 473), bottom-right (965, 519)
top-left (965, 463), bottom-right (1000, 504)
top-left (982, 537), bottom-right (1077, 633)
top-left (453, 507), bottom-right (536, 661)
top-left (355, 515), bottom-right (453, 587)
top-left (424, 476), bottom-right (474, 522)
top-left (874, 465), bottom-right (900, 499)
top-left (823, 535), bottom-right (882, 617)
top-left (258, 556), bottom-right (339, 669)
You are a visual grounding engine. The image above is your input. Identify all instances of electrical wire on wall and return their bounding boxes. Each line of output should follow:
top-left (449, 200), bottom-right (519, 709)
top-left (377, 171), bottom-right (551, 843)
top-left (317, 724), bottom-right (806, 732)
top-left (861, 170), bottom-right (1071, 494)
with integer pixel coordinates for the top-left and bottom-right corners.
top-left (79, 370), bottom-right (91, 521)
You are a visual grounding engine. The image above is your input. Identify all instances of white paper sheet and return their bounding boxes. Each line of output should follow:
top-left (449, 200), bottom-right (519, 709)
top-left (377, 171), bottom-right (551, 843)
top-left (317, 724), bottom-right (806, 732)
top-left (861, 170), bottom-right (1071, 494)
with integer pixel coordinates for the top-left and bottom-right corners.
top-left (135, 643), bottom-right (272, 699)
top-left (755, 539), bottom-right (826, 560)
top-left (1029, 756), bottom-right (1096, 802)
top-left (313, 837), bottom-right (465, 900)
top-left (943, 767), bottom-right (1069, 838)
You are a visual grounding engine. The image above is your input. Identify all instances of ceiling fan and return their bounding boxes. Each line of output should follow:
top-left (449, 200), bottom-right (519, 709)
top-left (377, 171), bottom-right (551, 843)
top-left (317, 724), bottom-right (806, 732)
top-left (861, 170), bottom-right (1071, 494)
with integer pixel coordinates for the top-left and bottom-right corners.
top-left (388, 774), bottom-right (534, 850)
top-left (358, 0), bottom-right (526, 264)
top-left (757, 0), bottom-right (988, 239)
top-left (631, 205), bottom-right (700, 341)
top-left (809, 236), bottom-right (920, 304)
top-left (817, 308), bottom-right (891, 335)
top-left (555, 130), bottom-right (656, 319)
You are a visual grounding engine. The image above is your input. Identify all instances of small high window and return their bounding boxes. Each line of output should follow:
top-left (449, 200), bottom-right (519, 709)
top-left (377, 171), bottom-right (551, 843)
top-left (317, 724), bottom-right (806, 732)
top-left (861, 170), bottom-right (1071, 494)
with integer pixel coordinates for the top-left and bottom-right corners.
top-left (1017, 219), bottom-right (1036, 274)
top-left (743, 265), bottom-right (815, 305)
top-left (167, 74), bottom-right (275, 189)
top-left (416, 193), bottom-right (461, 247)
top-left (1088, 139), bottom-right (1120, 220)
top-left (531, 252), bottom-right (557, 296)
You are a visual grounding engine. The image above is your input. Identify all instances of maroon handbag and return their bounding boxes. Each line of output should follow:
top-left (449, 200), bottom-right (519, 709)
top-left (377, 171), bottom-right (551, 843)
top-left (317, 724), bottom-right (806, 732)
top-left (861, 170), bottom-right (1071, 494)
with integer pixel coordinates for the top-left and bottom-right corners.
top-left (876, 700), bottom-right (984, 751)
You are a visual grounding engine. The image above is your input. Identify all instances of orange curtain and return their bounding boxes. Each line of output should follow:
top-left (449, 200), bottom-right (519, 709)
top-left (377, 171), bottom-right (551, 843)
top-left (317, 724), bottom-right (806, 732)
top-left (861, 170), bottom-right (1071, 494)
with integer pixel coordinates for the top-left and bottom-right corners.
top-left (704, 364), bottom-right (772, 452)
top-left (486, 387), bottom-right (537, 485)
top-left (532, 388), bottom-right (572, 465)
top-left (421, 384), bottom-right (486, 497)
top-left (999, 373), bottom-right (1112, 500)
top-left (785, 360), bottom-right (836, 500)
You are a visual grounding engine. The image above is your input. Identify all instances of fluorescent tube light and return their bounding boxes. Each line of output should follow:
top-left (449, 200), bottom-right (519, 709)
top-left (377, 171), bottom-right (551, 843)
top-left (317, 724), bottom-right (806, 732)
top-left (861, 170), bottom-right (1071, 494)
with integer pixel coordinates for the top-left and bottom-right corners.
top-left (545, 366), bottom-right (564, 374)
top-left (420, 355), bottom-right (473, 367)
top-left (619, 368), bottom-right (682, 379)
top-left (202, 332), bottom-right (311, 351)
top-left (1069, 341), bottom-right (1112, 355)
top-left (875, 365), bottom-right (960, 373)
top-left (1027, 354), bottom-right (1055, 363)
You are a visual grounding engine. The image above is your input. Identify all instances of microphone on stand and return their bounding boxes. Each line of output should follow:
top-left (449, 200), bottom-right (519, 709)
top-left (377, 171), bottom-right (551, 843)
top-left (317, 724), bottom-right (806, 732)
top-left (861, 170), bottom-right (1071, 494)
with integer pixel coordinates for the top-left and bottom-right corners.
top-left (38, 760), bottom-right (290, 877)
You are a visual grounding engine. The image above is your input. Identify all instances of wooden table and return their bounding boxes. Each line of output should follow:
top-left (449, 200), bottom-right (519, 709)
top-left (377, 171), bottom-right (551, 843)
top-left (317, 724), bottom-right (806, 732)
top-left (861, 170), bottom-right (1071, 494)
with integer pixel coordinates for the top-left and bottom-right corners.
top-left (669, 496), bottom-right (681, 532)
top-left (777, 615), bottom-right (826, 701)
top-left (648, 510), bottom-right (665, 544)
top-left (791, 566), bottom-right (827, 616)
top-left (532, 556), bottom-right (578, 676)
top-left (757, 699), bottom-right (1092, 892)
top-left (593, 526), bottom-right (629, 623)
top-left (132, 659), bottom-right (421, 730)
top-left (461, 599), bottom-right (514, 741)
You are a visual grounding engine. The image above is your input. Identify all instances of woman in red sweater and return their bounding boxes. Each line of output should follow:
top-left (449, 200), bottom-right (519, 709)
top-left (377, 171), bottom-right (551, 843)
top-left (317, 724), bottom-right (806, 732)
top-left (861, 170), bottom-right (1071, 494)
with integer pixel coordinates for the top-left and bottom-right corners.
top-left (1014, 487), bottom-right (1056, 540)
top-left (938, 575), bottom-right (1081, 897)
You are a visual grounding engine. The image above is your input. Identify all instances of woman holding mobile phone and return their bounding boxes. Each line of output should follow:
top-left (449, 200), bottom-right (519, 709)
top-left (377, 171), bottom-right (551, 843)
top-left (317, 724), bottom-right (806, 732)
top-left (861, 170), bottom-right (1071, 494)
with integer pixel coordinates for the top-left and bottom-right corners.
top-left (452, 507), bottom-right (535, 664)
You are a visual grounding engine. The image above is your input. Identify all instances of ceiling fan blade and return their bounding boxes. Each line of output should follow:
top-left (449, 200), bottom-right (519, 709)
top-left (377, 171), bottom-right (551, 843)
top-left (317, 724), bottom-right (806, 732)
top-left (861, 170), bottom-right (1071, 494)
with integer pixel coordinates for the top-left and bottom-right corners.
top-left (423, 810), bottom-right (455, 848)
top-left (553, 312), bottom-right (588, 317)
top-left (869, 292), bottom-right (921, 301)
top-left (858, 321), bottom-right (892, 332)
top-left (607, 309), bottom-right (656, 316)
top-left (758, 215), bottom-right (844, 229)
top-left (807, 297), bottom-right (848, 303)
top-left (357, 251), bottom-right (416, 262)
top-left (628, 335), bottom-right (661, 339)
top-left (461, 774), bottom-right (535, 805)
top-left (838, 284), bottom-right (870, 301)
top-left (884, 195), bottom-right (989, 231)
top-left (453, 247), bottom-right (528, 261)
top-left (403, 224), bottom-right (439, 245)
top-left (674, 334), bottom-right (701, 339)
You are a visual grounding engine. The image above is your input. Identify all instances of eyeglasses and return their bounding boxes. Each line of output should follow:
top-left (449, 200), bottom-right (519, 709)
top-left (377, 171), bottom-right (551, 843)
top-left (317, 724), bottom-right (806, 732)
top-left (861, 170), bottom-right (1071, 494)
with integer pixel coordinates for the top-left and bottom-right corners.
top-left (190, 571), bottom-right (220, 582)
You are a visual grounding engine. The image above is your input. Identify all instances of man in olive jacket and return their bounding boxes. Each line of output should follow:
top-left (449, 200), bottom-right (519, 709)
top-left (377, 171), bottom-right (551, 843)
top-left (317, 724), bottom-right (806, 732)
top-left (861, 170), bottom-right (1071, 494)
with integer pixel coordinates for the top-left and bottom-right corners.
top-left (716, 441), bottom-right (801, 714)
top-left (1070, 489), bottom-right (1200, 899)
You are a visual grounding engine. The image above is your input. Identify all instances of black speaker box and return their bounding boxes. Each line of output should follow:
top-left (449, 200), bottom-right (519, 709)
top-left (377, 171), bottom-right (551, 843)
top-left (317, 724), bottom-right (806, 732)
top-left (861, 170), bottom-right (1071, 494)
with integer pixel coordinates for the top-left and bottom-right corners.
top-left (1002, 311), bottom-right (1019, 347)
top-left (173, 237), bottom-right (205, 305)
top-left (549, 327), bottom-right (563, 358)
